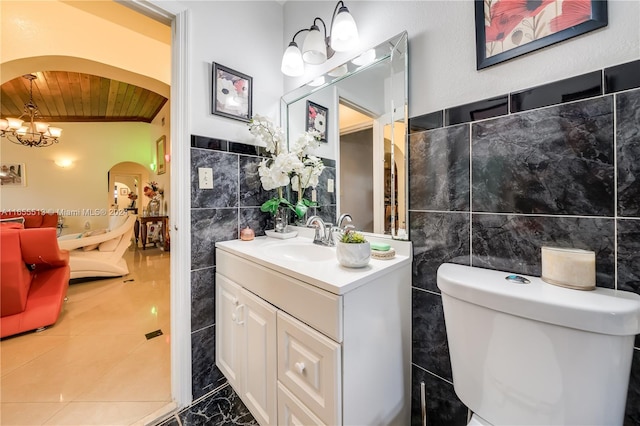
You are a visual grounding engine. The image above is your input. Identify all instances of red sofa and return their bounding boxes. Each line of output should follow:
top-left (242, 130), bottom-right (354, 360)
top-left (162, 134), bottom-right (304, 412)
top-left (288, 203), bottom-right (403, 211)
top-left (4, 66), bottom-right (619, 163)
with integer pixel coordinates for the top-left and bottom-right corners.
top-left (0, 211), bottom-right (58, 228)
top-left (1, 224), bottom-right (70, 338)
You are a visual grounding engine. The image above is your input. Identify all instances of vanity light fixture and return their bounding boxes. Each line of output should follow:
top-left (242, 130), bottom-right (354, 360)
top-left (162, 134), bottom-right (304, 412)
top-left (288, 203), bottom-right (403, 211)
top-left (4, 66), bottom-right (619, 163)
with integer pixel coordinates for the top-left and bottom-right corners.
top-left (281, 1), bottom-right (359, 77)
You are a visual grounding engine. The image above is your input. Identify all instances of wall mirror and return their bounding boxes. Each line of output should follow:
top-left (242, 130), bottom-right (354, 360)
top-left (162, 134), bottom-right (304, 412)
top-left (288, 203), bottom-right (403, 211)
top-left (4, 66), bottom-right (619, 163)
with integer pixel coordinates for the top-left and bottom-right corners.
top-left (282, 31), bottom-right (408, 239)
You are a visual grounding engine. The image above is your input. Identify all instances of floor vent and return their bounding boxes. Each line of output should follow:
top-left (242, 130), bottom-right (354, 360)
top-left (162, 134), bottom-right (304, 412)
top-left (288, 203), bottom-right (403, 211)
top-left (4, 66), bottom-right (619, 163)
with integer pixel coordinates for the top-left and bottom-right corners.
top-left (145, 329), bottom-right (163, 340)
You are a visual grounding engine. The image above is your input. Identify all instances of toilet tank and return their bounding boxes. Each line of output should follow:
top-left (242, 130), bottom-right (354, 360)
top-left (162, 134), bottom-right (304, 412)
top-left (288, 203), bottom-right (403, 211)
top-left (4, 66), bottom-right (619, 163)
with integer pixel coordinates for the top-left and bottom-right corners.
top-left (437, 263), bottom-right (640, 426)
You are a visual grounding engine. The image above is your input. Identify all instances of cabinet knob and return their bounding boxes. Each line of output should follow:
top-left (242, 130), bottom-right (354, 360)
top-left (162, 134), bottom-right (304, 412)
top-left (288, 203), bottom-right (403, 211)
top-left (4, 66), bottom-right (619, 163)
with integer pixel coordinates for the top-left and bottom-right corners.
top-left (294, 362), bottom-right (305, 374)
top-left (231, 313), bottom-right (237, 322)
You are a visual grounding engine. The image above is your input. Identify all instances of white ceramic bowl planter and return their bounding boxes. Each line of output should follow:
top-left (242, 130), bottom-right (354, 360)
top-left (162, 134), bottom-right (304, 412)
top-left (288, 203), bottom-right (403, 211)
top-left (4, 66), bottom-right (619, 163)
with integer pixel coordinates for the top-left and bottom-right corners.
top-left (336, 230), bottom-right (370, 268)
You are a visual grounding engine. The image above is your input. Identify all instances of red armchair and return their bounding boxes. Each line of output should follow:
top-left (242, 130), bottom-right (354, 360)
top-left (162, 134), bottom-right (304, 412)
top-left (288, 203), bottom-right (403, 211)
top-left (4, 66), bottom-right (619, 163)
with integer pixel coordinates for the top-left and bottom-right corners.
top-left (1, 224), bottom-right (70, 338)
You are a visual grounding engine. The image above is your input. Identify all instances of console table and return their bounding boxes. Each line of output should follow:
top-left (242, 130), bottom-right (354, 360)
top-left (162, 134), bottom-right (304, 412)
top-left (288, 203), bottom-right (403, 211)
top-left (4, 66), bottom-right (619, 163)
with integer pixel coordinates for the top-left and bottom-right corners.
top-left (137, 215), bottom-right (169, 251)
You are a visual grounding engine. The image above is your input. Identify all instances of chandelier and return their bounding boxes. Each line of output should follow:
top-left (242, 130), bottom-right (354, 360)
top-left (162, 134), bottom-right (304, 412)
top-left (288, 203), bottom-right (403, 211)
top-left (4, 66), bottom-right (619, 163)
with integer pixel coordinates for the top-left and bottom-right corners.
top-left (0, 74), bottom-right (62, 148)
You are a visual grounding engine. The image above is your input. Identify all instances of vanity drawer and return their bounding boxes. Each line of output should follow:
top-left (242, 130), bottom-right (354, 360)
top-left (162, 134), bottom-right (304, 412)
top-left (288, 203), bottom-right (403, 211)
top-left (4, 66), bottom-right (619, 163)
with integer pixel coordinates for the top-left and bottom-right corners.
top-left (277, 311), bottom-right (341, 426)
top-left (277, 381), bottom-right (326, 426)
top-left (217, 249), bottom-right (343, 342)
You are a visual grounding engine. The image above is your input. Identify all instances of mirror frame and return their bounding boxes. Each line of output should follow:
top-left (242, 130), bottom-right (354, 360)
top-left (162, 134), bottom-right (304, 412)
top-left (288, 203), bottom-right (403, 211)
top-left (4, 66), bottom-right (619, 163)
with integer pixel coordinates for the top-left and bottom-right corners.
top-left (281, 31), bottom-right (409, 239)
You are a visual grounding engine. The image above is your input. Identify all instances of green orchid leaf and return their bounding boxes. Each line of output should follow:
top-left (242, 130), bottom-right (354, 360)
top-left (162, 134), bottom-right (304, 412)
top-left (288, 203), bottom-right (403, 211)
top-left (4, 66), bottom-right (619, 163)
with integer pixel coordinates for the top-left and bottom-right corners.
top-left (294, 201), bottom-right (308, 218)
top-left (260, 198), bottom-right (280, 214)
top-left (302, 198), bottom-right (318, 207)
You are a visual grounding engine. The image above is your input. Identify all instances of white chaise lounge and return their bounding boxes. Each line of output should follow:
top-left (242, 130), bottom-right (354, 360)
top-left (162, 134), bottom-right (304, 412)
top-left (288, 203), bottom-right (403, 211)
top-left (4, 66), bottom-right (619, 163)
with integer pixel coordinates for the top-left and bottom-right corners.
top-left (58, 215), bottom-right (136, 279)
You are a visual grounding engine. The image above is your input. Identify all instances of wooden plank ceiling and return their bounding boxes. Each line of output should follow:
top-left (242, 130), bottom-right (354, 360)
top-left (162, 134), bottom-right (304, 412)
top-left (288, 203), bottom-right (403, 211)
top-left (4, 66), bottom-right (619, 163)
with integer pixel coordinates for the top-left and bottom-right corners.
top-left (0, 71), bottom-right (168, 123)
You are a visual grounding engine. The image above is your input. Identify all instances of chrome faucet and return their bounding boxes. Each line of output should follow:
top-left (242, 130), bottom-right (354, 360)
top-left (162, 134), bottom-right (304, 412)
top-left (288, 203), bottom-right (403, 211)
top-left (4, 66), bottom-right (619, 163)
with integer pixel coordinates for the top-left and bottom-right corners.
top-left (337, 213), bottom-right (354, 231)
top-left (306, 215), bottom-right (334, 246)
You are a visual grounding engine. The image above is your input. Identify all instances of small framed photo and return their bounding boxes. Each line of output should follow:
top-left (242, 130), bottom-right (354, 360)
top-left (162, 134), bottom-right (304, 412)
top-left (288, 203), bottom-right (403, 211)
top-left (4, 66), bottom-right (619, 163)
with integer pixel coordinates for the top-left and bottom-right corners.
top-left (156, 135), bottom-right (166, 175)
top-left (212, 62), bottom-right (253, 122)
top-left (120, 188), bottom-right (129, 195)
top-left (0, 163), bottom-right (26, 186)
top-left (306, 100), bottom-right (328, 143)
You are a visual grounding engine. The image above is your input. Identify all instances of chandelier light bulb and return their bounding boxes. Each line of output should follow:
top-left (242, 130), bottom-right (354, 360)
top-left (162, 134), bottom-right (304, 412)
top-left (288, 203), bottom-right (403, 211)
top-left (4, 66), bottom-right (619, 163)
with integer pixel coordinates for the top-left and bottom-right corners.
top-left (35, 122), bottom-right (49, 134)
top-left (48, 127), bottom-right (62, 138)
top-left (7, 117), bottom-right (24, 130)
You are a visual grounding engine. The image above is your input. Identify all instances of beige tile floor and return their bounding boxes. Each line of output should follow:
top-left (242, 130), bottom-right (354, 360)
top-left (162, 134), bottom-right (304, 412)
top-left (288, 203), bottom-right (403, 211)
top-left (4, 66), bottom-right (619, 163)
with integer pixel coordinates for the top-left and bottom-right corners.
top-left (1, 245), bottom-right (172, 426)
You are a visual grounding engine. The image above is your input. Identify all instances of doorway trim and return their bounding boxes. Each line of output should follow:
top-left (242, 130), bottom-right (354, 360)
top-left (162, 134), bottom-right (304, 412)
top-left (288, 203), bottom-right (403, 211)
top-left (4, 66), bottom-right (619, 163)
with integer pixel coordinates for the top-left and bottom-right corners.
top-left (123, 0), bottom-right (192, 408)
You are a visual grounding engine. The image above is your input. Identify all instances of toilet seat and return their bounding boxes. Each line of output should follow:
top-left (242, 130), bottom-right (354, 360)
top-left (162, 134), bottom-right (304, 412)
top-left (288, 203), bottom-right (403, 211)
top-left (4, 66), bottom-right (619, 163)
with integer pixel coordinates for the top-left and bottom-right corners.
top-left (467, 413), bottom-right (492, 426)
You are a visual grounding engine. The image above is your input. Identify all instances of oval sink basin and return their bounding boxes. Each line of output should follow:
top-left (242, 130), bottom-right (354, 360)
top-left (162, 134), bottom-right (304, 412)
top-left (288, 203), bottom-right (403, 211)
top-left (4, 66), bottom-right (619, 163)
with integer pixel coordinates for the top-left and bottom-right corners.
top-left (264, 241), bottom-right (335, 263)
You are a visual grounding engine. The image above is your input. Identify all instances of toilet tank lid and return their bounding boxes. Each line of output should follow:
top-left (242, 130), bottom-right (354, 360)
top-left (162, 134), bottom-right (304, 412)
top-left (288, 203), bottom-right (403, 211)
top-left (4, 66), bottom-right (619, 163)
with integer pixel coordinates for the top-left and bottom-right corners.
top-left (437, 263), bottom-right (640, 336)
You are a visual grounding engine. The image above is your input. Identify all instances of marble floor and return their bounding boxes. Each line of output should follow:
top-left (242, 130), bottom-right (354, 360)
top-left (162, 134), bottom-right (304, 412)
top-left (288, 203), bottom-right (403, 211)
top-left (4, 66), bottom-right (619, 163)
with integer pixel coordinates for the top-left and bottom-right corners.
top-left (0, 244), bottom-right (172, 426)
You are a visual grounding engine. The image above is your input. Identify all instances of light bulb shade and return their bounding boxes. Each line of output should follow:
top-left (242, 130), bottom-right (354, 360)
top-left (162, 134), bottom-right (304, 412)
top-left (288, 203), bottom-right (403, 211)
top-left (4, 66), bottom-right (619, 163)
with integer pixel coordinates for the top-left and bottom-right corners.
top-left (281, 42), bottom-right (305, 77)
top-left (48, 127), bottom-right (62, 138)
top-left (35, 122), bottom-right (49, 134)
top-left (0, 119), bottom-right (8, 131)
top-left (330, 6), bottom-right (359, 52)
top-left (302, 26), bottom-right (327, 65)
top-left (16, 127), bottom-right (27, 136)
top-left (7, 117), bottom-right (24, 130)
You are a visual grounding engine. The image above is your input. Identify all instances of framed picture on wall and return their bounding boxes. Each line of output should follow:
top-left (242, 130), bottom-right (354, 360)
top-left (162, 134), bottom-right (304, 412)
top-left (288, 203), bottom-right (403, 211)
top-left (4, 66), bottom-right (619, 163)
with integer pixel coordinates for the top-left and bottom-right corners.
top-left (0, 163), bottom-right (26, 186)
top-left (475, 0), bottom-right (608, 70)
top-left (211, 62), bottom-right (253, 122)
top-left (156, 135), bottom-right (166, 175)
top-left (306, 100), bottom-right (328, 143)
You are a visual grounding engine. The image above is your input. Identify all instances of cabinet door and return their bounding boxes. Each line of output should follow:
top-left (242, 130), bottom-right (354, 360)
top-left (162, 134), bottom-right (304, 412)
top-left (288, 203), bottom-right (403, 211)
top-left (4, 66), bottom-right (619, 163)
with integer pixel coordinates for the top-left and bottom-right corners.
top-left (215, 274), bottom-right (242, 391)
top-left (240, 288), bottom-right (278, 426)
top-left (277, 311), bottom-right (341, 425)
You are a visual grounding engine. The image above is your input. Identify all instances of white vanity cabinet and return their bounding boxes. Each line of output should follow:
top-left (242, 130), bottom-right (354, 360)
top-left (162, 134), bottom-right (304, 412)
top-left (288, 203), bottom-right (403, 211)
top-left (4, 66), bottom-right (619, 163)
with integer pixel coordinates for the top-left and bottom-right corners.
top-left (216, 274), bottom-right (278, 426)
top-left (216, 236), bottom-right (411, 426)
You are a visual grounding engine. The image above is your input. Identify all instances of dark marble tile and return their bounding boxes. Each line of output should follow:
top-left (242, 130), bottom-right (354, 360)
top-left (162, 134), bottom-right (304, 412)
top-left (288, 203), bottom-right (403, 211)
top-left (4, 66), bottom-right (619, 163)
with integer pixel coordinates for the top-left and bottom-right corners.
top-left (412, 288), bottom-right (452, 381)
top-left (239, 155), bottom-right (275, 208)
top-left (191, 135), bottom-right (228, 151)
top-left (472, 97), bottom-right (615, 216)
top-left (411, 365), bottom-right (468, 426)
top-left (179, 384), bottom-right (258, 426)
top-left (315, 166), bottom-right (337, 207)
top-left (410, 111), bottom-right (444, 132)
top-left (191, 326), bottom-right (226, 400)
top-left (309, 205), bottom-right (337, 226)
top-left (617, 218), bottom-right (640, 349)
top-left (229, 142), bottom-right (267, 157)
top-left (410, 211), bottom-right (470, 293)
top-left (320, 157), bottom-right (336, 168)
top-left (240, 207), bottom-right (270, 237)
top-left (624, 349), bottom-right (640, 426)
top-left (445, 95), bottom-right (508, 126)
top-left (409, 125), bottom-right (470, 211)
top-left (617, 218), bottom-right (640, 295)
top-left (605, 59), bottom-right (640, 94)
top-left (191, 148), bottom-right (239, 209)
top-left (472, 214), bottom-right (615, 288)
top-left (191, 208), bottom-right (238, 270)
top-left (511, 71), bottom-right (602, 113)
top-left (616, 89), bottom-right (640, 216)
top-left (191, 267), bottom-right (215, 332)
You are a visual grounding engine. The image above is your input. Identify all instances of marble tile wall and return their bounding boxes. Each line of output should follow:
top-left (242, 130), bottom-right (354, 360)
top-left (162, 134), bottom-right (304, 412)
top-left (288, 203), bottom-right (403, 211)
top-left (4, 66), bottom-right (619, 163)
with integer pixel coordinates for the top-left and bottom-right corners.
top-left (189, 135), bottom-right (336, 404)
top-left (408, 60), bottom-right (640, 425)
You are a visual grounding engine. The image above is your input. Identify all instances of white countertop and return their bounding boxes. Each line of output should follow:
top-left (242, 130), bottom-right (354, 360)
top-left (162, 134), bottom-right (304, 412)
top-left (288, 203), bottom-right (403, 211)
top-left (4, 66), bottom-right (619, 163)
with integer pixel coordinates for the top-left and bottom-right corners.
top-left (216, 234), bottom-right (412, 295)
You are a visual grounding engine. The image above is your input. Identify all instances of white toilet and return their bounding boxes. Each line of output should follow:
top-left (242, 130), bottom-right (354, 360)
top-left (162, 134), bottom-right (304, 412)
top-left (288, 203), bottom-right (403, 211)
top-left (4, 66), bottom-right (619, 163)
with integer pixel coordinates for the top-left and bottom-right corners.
top-left (437, 263), bottom-right (640, 426)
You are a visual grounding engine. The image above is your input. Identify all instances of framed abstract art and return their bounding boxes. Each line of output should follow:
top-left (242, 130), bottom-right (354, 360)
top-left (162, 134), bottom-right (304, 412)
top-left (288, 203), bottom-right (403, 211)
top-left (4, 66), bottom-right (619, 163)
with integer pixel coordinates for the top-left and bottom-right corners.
top-left (475, 0), bottom-right (608, 69)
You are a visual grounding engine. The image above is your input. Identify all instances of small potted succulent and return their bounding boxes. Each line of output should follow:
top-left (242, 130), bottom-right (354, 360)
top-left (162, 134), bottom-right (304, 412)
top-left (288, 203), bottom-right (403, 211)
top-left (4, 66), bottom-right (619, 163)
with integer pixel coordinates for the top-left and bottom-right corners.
top-left (336, 229), bottom-right (370, 268)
